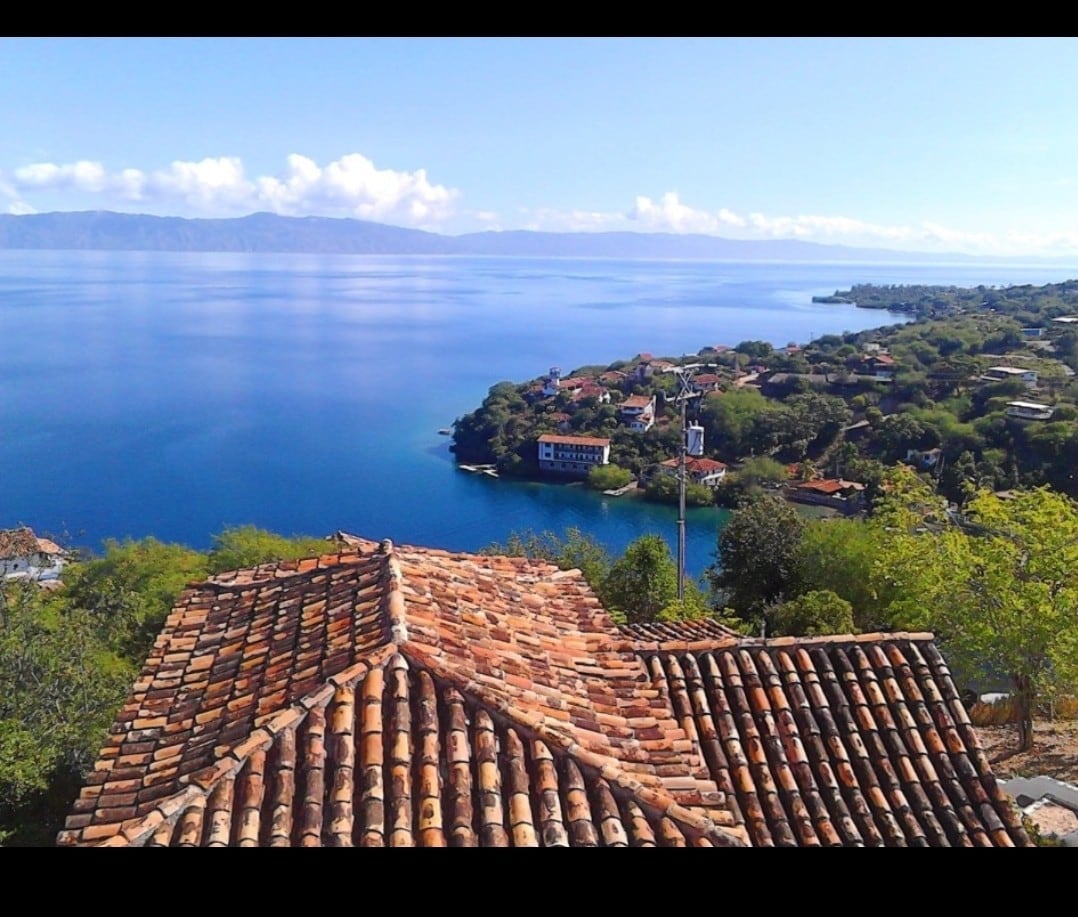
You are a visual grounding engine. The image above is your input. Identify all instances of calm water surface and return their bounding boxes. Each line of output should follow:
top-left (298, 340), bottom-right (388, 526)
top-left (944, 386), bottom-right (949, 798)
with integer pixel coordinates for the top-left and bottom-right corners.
top-left (3, 251), bottom-right (1076, 577)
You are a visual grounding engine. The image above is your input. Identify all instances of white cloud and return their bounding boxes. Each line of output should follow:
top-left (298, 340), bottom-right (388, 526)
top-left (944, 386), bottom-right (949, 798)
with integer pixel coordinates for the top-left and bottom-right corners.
top-left (14, 159), bottom-right (108, 192)
top-left (146, 157), bottom-right (255, 211)
top-left (8, 153), bottom-right (460, 229)
top-left (10, 158), bottom-right (1078, 256)
top-left (535, 191), bottom-right (1078, 256)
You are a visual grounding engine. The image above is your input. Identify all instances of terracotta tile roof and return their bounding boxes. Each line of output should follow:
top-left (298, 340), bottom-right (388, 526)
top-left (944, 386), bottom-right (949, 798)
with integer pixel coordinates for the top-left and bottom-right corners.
top-left (621, 395), bottom-right (652, 410)
top-left (622, 620), bottom-right (1031, 847)
top-left (34, 537), bottom-right (63, 555)
top-left (620, 619), bottom-right (743, 643)
top-left (0, 527), bottom-right (42, 559)
top-left (60, 537), bottom-right (740, 848)
top-left (60, 540), bottom-right (1027, 848)
top-left (537, 433), bottom-right (611, 448)
top-left (795, 478), bottom-right (865, 495)
top-left (659, 458), bottom-right (727, 474)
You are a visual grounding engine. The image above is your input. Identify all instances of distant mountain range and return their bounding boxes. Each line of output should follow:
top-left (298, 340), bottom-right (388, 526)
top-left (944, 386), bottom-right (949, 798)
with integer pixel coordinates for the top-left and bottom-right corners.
top-left (0, 210), bottom-right (1057, 264)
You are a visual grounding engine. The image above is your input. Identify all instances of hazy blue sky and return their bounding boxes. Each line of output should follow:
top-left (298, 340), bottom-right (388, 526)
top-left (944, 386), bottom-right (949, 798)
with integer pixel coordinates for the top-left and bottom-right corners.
top-left (3, 37), bottom-right (1078, 256)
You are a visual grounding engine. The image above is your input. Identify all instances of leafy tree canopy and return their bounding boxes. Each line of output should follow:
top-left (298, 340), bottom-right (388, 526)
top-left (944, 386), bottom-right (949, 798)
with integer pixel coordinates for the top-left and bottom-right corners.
top-left (709, 495), bottom-right (806, 634)
top-left (771, 589), bottom-right (856, 637)
top-left (874, 470), bottom-right (1078, 750)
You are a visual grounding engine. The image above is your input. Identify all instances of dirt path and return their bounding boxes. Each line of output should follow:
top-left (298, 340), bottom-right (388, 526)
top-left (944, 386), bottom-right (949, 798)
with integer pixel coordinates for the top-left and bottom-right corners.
top-left (978, 720), bottom-right (1078, 784)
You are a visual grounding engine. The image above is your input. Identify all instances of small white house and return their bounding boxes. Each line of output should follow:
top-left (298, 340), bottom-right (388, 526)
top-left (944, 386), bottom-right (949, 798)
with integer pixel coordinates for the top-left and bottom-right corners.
top-left (1006, 401), bottom-right (1055, 420)
top-left (0, 527), bottom-right (66, 581)
top-left (619, 394), bottom-right (656, 432)
top-left (982, 366), bottom-right (1038, 387)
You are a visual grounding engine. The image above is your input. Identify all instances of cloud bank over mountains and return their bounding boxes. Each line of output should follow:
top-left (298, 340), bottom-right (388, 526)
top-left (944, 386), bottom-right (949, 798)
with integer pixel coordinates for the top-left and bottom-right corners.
top-left (7, 154), bottom-right (460, 230)
top-left (3, 152), bottom-right (1076, 258)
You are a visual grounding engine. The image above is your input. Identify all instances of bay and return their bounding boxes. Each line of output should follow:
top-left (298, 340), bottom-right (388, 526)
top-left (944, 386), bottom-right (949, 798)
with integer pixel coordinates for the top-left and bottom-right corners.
top-left (2, 250), bottom-right (1076, 579)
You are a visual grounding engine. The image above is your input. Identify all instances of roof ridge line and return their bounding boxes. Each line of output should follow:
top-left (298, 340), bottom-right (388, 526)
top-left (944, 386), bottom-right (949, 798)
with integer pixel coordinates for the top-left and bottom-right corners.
top-left (379, 540), bottom-right (409, 644)
top-left (629, 630), bottom-right (938, 655)
top-left (398, 641), bottom-right (747, 847)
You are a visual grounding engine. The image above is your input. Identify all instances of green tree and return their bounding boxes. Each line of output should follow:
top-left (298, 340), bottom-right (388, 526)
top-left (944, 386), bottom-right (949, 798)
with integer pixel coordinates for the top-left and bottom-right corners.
top-left (601, 534), bottom-right (682, 624)
top-left (585, 463), bottom-right (633, 491)
top-left (63, 537), bottom-right (209, 661)
top-left (643, 472), bottom-right (714, 507)
top-left (875, 474), bottom-right (1078, 750)
top-left (795, 517), bottom-right (896, 632)
top-left (0, 581), bottom-right (132, 845)
top-left (709, 495), bottom-right (805, 634)
top-left (771, 589), bottom-right (856, 637)
top-left (207, 525), bottom-right (329, 574)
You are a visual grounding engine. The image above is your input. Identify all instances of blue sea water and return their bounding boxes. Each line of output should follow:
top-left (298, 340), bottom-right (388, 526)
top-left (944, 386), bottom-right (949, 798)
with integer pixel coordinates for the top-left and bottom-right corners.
top-left (2, 250), bottom-right (1076, 578)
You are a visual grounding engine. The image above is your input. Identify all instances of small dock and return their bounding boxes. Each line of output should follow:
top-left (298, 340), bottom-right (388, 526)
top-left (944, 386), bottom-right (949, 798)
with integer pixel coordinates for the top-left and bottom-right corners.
top-left (603, 481), bottom-right (638, 497)
top-left (459, 463), bottom-right (499, 478)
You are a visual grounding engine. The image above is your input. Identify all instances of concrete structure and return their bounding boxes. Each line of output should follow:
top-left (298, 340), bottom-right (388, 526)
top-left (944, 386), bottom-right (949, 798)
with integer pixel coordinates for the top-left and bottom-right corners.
top-left (787, 479), bottom-right (866, 514)
top-left (1002, 776), bottom-right (1078, 846)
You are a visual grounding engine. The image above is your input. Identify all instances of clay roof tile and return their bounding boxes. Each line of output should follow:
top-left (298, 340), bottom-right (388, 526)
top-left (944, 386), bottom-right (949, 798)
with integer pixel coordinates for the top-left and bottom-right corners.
top-left (60, 538), bottom-right (1024, 848)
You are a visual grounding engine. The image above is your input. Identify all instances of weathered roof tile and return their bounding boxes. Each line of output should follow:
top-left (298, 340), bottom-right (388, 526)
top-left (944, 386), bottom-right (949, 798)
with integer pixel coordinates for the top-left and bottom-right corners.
top-left (60, 538), bottom-right (1023, 847)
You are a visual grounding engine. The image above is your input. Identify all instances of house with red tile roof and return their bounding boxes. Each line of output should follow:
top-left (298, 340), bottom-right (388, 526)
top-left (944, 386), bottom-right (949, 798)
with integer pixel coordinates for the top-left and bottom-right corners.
top-left (690, 373), bottom-right (722, 393)
top-left (619, 394), bottom-right (656, 432)
top-left (0, 526), bottom-right (66, 581)
top-left (788, 479), bottom-right (866, 514)
top-left (60, 535), bottom-right (1030, 847)
top-left (657, 457), bottom-right (727, 486)
top-left (569, 382), bottom-right (610, 404)
top-left (861, 353), bottom-right (897, 381)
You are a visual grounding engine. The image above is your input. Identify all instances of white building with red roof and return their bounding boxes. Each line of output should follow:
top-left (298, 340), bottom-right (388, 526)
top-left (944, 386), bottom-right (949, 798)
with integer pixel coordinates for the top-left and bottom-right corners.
top-left (658, 457), bottom-right (727, 486)
top-left (0, 526), bottom-right (66, 581)
top-left (537, 434), bottom-right (611, 476)
top-left (619, 394), bottom-right (656, 432)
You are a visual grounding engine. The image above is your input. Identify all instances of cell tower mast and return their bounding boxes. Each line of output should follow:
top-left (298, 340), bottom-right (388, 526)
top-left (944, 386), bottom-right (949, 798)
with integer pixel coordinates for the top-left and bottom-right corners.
top-left (673, 367), bottom-right (704, 601)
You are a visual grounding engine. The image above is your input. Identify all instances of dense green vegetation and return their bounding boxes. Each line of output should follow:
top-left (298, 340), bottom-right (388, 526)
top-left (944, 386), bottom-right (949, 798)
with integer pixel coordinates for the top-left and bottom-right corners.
top-left (585, 463), bottom-right (633, 491)
top-left (14, 277), bottom-right (1078, 844)
top-left (453, 278), bottom-right (1078, 508)
top-left (710, 468), bottom-right (1078, 751)
top-left (483, 528), bottom-right (714, 625)
top-left (0, 526), bottom-right (333, 846)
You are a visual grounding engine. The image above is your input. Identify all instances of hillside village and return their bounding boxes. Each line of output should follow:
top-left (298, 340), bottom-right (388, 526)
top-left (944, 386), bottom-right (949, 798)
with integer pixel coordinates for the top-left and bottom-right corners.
top-left (452, 280), bottom-right (1078, 513)
top-left (8, 280), bottom-right (1078, 847)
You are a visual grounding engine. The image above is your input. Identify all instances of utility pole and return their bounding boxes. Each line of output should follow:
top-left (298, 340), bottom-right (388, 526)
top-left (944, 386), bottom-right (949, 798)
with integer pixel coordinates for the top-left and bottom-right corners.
top-left (673, 368), bottom-right (702, 601)
top-left (678, 393), bottom-right (687, 600)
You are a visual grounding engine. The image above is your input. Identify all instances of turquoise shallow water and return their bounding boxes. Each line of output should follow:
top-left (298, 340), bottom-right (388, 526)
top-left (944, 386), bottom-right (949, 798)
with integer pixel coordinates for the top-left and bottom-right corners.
top-left (2, 250), bottom-right (1075, 578)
